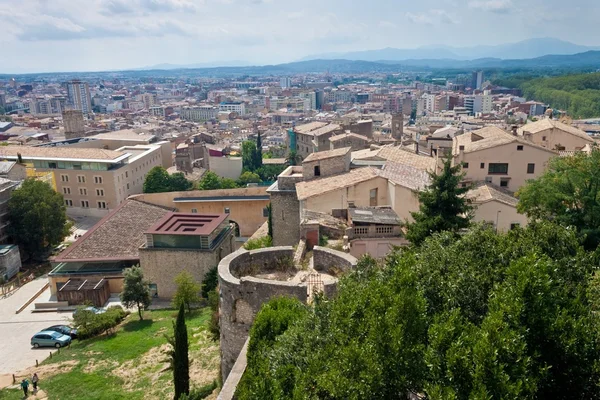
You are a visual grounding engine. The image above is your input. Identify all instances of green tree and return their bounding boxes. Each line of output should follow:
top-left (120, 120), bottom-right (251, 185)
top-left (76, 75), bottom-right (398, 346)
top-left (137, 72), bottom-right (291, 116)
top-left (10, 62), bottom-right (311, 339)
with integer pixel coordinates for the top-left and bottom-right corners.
top-left (253, 132), bottom-right (263, 170)
top-left (197, 171), bottom-right (221, 190)
top-left (170, 172), bottom-right (193, 192)
top-left (255, 165), bottom-right (285, 182)
top-left (143, 166), bottom-right (172, 193)
top-left (201, 266), bottom-right (218, 299)
top-left (285, 150), bottom-right (300, 166)
top-left (0, 105), bottom-right (5, 115)
top-left (172, 271), bottom-right (201, 313)
top-left (169, 303), bottom-right (190, 400)
top-left (238, 171), bottom-right (261, 186)
top-left (7, 179), bottom-right (70, 258)
top-left (219, 178), bottom-right (238, 189)
top-left (242, 140), bottom-right (258, 171)
top-left (517, 149), bottom-right (600, 250)
top-left (406, 156), bottom-right (473, 245)
top-left (120, 265), bottom-right (152, 320)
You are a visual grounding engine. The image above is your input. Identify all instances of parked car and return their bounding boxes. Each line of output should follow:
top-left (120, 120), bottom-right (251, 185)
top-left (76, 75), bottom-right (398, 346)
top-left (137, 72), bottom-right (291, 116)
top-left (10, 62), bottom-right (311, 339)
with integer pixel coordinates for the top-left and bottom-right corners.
top-left (72, 306), bottom-right (105, 317)
top-left (44, 325), bottom-right (78, 339)
top-left (31, 331), bottom-right (71, 348)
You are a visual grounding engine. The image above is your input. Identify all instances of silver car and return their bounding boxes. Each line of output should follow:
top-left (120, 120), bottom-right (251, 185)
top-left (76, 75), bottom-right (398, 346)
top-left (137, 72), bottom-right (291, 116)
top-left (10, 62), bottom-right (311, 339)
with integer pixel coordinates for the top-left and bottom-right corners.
top-left (31, 330), bottom-right (72, 348)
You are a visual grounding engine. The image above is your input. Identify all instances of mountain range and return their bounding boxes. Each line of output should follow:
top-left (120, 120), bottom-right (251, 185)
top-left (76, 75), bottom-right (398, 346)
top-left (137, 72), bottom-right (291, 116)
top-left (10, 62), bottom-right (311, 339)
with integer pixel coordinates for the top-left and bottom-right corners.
top-left (300, 38), bottom-right (600, 62)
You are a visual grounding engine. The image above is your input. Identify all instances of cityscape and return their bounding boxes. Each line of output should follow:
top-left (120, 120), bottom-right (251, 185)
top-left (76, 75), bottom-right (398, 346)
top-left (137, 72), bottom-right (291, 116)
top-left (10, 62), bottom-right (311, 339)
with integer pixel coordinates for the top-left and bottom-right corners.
top-left (2, 0), bottom-right (600, 399)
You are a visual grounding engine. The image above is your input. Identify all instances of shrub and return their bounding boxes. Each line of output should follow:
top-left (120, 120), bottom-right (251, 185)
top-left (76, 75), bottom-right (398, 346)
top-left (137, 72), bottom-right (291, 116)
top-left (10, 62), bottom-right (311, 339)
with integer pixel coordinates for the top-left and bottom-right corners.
top-left (178, 381), bottom-right (218, 399)
top-left (243, 235), bottom-right (272, 250)
top-left (319, 235), bottom-right (329, 247)
top-left (207, 289), bottom-right (219, 341)
top-left (201, 266), bottom-right (218, 299)
top-left (73, 305), bottom-right (128, 339)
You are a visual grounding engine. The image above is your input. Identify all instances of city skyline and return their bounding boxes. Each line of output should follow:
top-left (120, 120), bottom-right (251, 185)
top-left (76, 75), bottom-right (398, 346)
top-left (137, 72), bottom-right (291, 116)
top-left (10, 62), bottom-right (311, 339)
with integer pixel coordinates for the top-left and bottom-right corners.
top-left (2, 0), bottom-right (600, 73)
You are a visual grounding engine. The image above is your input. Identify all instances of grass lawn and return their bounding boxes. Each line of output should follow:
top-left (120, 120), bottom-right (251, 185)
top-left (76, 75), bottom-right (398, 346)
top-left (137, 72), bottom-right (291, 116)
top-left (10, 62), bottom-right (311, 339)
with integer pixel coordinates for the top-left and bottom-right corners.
top-left (0, 308), bottom-right (220, 400)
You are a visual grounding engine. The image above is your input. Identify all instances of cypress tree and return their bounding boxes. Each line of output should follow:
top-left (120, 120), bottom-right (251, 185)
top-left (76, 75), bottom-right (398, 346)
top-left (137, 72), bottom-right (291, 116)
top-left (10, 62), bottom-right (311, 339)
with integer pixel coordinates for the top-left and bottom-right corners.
top-left (172, 303), bottom-right (190, 400)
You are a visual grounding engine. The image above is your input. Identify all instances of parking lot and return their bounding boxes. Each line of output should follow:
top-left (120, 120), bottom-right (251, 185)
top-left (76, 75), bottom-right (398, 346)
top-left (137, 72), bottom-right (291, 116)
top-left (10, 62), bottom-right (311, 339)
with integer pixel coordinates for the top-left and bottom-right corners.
top-left (0, 277), bottom-right (71, 376)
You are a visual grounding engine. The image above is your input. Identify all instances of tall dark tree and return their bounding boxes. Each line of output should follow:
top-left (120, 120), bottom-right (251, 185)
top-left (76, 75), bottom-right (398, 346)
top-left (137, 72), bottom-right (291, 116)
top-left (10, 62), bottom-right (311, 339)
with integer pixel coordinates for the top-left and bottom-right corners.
top-left (406, 156), bottom-right (473, 245)
top-left (242, 140), bottom-right (258, 171)
top-left (170, 303), bottom-right (190, 400)
top-left (254, 131), bottom-right (263, 170)
top-left (7, 179), bottom-right (70, 257)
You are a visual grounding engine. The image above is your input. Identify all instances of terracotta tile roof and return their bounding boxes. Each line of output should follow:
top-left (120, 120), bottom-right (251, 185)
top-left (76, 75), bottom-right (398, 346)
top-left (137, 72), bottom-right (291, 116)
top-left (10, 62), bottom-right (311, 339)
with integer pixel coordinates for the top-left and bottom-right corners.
top-left (0, 146), bottom-right (126, 161)
top-left (376, 146), bottom-right (437, 171)
top-left (294, 121), bottom-right (328, 134)
top-left (378, 161), bottom-right (431, 191)
top-left (467, 181), bottom-right (518, 207)
top-left (310, 123), bottom-right (342, 137)
top-left (54, 200), bottom-right (173, 262)
top-left (452, 126), bottom-right (557, 155)
top-left (329, 133), bottom-right (369, 142)
top-left (303, 147), bottom-right (350, 163)
top-left (296, 167), bottom-right (381, 200)
top-left (517, 119), bottom-right (593, 142)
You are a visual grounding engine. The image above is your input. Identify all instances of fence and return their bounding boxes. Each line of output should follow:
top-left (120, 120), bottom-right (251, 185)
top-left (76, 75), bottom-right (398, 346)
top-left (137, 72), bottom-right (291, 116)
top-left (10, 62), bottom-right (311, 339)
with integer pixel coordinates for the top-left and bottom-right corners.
top-left (1, 273), bottom-right (34, 297)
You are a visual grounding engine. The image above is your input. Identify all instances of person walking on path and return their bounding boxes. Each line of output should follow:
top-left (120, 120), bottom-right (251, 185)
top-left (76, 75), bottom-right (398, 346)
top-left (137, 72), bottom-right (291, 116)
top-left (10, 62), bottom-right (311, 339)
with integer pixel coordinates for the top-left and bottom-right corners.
top-left (32, 373), bottom-right (39, 392)
top-left (20, 378), bottom-right (29, 397)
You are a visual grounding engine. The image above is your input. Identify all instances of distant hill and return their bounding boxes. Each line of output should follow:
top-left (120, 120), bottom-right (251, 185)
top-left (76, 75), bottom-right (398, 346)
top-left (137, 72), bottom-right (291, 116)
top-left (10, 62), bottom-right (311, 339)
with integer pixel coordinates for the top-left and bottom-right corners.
top-left (302, 38), bottom-right (600, 62)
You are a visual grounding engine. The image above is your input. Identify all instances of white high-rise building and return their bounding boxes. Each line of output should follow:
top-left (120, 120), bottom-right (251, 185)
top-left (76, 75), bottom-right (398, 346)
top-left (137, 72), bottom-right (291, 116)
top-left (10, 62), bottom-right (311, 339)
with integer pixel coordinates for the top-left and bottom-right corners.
top-left (280, 77), bottom-right (292, 89)
top-left (66, 80), bottom-right (92, 114)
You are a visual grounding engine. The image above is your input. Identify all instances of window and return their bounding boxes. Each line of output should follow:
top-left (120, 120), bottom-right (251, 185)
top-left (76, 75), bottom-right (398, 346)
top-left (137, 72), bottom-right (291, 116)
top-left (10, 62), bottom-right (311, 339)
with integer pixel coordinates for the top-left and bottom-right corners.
top-left (191, 208), bottom-right (198, 213)
top-left (77, 176), bottom-right (85, 183)
top-left (63, 187), bottom-right (71, 195)
top-left (125, 172), bottom-right (128, 178)
top-left (510, 223), bottom-right (521, 230)
top-left (485, 176), bottom-right (493, 183)
top-left (480, 162), bottom-right (485, 169)
top-left (79, 188), bottom-right (87, 195)
top-left (459, 145), bottom-right (465, 151)
top-left (97, 201), bottom-right (107, 209)
top-left (462, 162), bottom-right (469, 168)
top-left (542, 136), bottom-right (547, 141)
top-left (127, 183), bottom-right (130, 190)
top-left (370, 188), bottom-right (378, 207)
top-left (94, 176), bottom-right (103, 184)
top-left (488, 163), bottom-right (509, 174)
top-left (60, 175), bottom-right (69, 182)
top-left (65, 199), bottom-right (73, 207)
top-left (314, 165), bottom-right (321, 176)
top-left (263, 207), bottom-right (269, 217)
top-left (49, 162), bottom-right (57, 169)
top-left (81, 200), bottom-right (89, 208)
top-left (517, 145), bottom-right (524, 151)
top-left (500, 178), bottom-right (510, 187)
top-left (527, 163), bottom-right (535, 174)
top-left (224, 207), bottom-right (230, 214)
top-left (96, 189), bottom-right (104, 196)
top-left (73, 164), bottom-right (81, 170)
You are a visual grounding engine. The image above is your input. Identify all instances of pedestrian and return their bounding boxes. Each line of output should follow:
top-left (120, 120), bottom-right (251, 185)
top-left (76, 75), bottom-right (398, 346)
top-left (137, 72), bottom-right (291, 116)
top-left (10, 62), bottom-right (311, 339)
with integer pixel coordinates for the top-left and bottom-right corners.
top-left (32, 373), bottom-right (39, 392)
top-left (20, 378), bottom-right (29, 397)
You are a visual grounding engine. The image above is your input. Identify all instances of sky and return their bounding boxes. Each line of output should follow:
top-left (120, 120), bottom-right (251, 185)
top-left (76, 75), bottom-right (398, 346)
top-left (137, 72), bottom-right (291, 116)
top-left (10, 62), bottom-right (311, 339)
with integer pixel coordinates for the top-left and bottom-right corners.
top-left (0, 0), bottom-right (599, 73)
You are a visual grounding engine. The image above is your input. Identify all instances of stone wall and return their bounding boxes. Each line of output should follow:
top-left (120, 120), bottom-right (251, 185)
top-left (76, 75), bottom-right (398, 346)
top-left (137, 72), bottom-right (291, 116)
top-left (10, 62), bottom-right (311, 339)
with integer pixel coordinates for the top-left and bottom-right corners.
top-left (302, 150), bottom-right (351, 180)
top-left (269, 191), bottom-right (300, 246)
top-left (218, 246), bottom-right (358, 382)
top-left (141, 231), bottom-right (234, 299)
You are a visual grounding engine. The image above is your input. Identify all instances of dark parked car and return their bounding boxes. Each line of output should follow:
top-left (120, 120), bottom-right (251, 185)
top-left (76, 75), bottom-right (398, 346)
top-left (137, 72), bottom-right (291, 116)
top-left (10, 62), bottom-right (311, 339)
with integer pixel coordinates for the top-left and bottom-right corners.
top-left (31, 331), bottom-right (71, 348)
top-left (44, 325), bottom-right (78, 339)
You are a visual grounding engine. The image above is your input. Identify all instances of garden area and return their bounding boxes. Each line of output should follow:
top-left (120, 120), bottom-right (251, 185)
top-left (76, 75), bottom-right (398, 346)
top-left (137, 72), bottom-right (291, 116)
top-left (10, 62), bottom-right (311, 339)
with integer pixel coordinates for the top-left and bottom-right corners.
top-left (0, 308), bottom-right (219, 400)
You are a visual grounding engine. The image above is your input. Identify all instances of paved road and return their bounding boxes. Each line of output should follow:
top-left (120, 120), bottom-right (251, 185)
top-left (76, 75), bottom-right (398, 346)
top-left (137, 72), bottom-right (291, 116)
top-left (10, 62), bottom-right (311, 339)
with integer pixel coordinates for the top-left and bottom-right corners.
top-left (0, 277), bottom-right (71, 375)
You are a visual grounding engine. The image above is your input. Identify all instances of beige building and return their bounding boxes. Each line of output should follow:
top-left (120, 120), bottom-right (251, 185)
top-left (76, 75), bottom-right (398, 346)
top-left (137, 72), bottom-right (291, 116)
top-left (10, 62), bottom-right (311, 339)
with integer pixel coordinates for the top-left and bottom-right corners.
top-left (329, 133), bottom-right (370, 152)
top-left (294, 122), bottom-right (344, 159)
top-left (468, 182), bottom-right (527, 232)
top-left (517, 118), bottom-right (594, 152)
top-left (0, 139), bottom-right (172, 217)
top-left (452, 126), bottom-right (558, 192)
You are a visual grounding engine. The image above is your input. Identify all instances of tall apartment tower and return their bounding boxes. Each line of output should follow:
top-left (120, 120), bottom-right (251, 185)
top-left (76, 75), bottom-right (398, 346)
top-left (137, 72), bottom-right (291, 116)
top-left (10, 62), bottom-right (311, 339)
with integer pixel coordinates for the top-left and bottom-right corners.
top-left (62, 110), bottom-right (86, 139)
top-left (0, 93), bottom-right (6, 108)
top-left (280, 77), bottom-right (292, 89)
top-left (66, 80), bottom-right (92, 113)
top-left (392, 113), bottom-right (404, 140)
top-left (471, 71), bottom-right (484, 91)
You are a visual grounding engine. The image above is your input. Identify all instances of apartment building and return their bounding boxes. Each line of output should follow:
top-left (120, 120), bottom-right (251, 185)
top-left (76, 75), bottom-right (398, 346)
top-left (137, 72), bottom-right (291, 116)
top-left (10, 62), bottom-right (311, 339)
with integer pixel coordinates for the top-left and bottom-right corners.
top-left (219, 102), bottom-right (246, 116)
top-left (452, 126), bottom-right (557, 192)
top-left (0, 141), bottom-right (171, 217)
top-left (66, 80), bottom-right (92, 114)
top-left (464, 95), bottom-right (492, 114)
top-left (293, 122), bottom-right (344, 159)
top-left (181, 105), bottom-right (218, 122)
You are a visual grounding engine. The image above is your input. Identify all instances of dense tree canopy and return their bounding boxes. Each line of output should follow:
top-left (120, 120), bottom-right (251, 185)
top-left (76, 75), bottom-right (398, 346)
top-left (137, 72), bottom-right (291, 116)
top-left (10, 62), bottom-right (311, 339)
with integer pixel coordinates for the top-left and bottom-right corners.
top-left (196, 171), bottom-right (222, 191)
top-left (238, 222), bottom-right (600, 399)
top-left (143, 167), bottom-right (192, 193)
top-left (517, 149), bottom-right (600, 250)
top-left (406, 156), bottom-right (472, 245)
top-left (120, 265), bottom-right (152, 320)
top-left (8, 178), bottom-right (70, 257)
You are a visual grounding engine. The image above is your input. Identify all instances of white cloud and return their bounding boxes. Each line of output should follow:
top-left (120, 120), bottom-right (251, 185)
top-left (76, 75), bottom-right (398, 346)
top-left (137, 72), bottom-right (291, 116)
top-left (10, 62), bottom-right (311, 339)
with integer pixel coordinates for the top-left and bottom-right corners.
top-left (406, 12), bottom-right (433, 25)
top-left (468, 0), bottom-right (513, 14)
top-left (378, 20), bottom-right (397, 29)
top-left (406, 9), bottom-right (457, 25)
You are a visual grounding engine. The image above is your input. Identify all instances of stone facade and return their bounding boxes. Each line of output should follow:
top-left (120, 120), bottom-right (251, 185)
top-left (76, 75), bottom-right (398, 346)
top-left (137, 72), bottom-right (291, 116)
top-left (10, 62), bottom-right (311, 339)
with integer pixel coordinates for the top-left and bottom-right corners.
top-left (218, 246), bottom-right (358, 382)
top-left (302, 150), bottom-right (351, 180)
top-left (269, 190), bottom-right (300, 246)
top-left (140, 230), bottom-right (234, 299)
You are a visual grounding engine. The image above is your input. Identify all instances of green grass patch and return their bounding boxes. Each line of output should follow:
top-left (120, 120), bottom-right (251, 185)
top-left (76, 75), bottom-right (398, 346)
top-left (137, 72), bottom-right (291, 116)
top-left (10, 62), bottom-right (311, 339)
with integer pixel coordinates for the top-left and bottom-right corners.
top-left (0, 308), bottom-right (218, 400)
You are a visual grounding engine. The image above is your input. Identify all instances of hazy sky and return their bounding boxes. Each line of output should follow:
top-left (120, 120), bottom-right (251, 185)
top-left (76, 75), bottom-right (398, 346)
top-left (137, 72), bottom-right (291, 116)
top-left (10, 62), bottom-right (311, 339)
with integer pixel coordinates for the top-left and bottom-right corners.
top-left (1, 0), bottom-right (598, 73)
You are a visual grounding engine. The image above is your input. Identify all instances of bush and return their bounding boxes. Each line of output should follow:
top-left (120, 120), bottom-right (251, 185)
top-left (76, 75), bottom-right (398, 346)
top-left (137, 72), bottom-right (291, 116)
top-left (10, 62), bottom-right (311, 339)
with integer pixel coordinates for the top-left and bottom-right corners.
top-left (207, 290), bottom-right (219, 341)
top-left (319, 235), bottom-right (329, 247)
top-left (201, 266), bottom-right (218, 299)
top-left (178, 381), bottom-right (218, 399)
top-left (243, 235), bottom-right (272, 250)
top-left (73, 305), bottom-right (128, 339)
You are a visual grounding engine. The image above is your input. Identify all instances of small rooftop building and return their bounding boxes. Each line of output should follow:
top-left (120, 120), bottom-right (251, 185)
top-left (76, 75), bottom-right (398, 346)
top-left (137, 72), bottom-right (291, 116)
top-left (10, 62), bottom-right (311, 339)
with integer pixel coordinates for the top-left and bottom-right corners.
top-left (346, 206), bottom-right (407, 259)
top-left (302, 147), bottom-right (351, 180)
top-left (0, 244), bottom-right (21, 282)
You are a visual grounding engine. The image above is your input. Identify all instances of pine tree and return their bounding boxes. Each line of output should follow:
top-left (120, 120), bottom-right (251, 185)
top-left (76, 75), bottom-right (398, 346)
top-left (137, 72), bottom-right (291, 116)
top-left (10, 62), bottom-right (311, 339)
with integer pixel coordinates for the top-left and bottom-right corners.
top-left (406, 155), bottom-right (473, 246)
top-left (171, 303), bottom-right (190, 400)
top-left (254, 131), bottom-right (263, 170)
